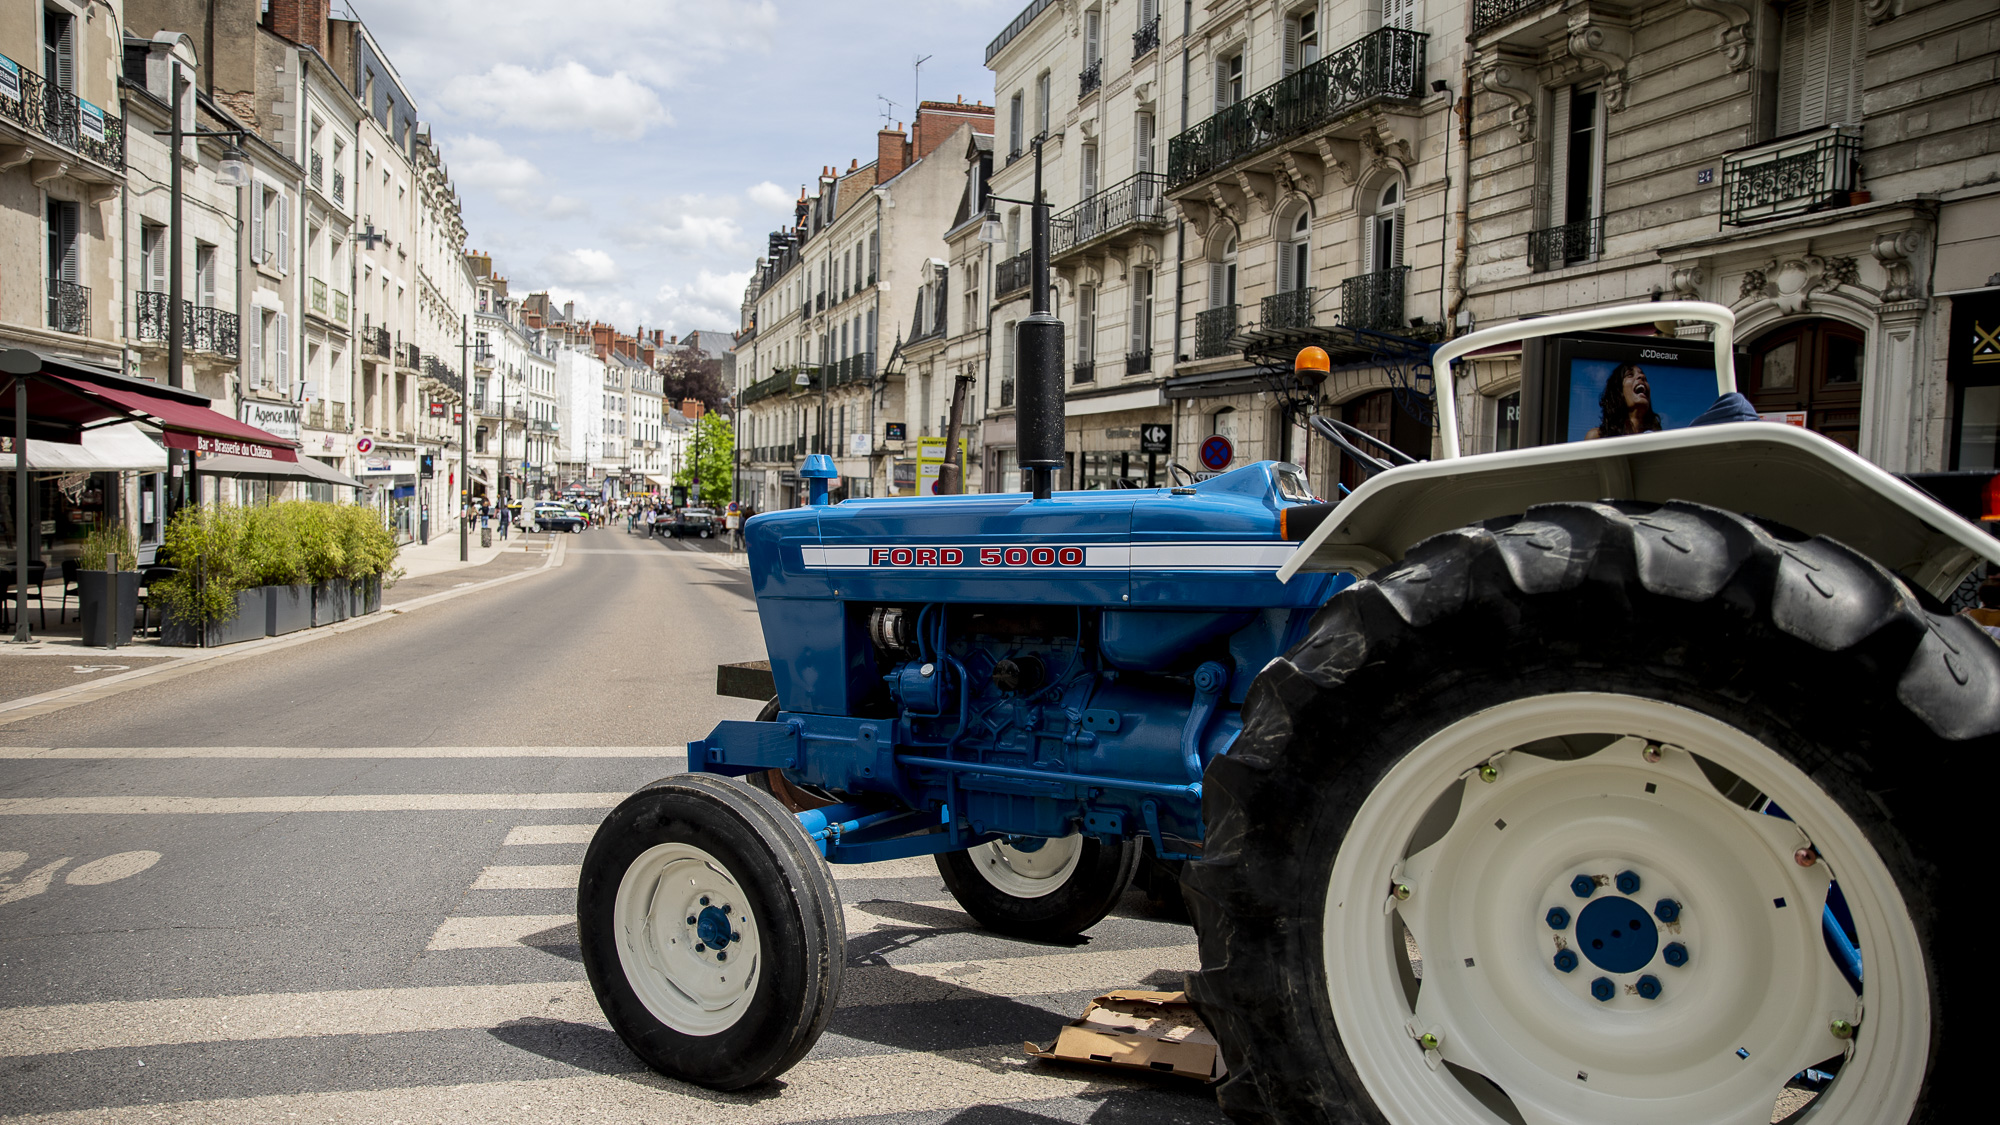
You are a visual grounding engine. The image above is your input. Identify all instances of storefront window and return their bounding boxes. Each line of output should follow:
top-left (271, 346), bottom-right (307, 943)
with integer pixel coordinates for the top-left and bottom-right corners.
top-left (1081, 450), bottom-right (1150, 489)
top-left (1495, 391), bottom-right (1521, 452)
top-left (997, 448), bottom-right (1021, 493)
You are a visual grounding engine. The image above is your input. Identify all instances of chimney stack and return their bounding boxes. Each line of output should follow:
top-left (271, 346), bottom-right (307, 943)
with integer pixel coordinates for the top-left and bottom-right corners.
top-left (877, 123), bottom-right (908, 185)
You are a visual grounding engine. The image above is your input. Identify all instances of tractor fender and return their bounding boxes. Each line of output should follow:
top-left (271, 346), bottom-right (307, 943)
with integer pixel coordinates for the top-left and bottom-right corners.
top-left (1280, 420), bottom-right (2000, 601)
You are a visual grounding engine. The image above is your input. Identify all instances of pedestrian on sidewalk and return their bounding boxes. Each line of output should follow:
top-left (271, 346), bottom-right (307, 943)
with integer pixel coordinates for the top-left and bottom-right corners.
top-left (498, 504), bottom-right (512, 540)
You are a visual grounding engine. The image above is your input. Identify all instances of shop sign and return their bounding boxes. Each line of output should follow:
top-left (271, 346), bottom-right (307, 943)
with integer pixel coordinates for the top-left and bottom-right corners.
top-left (429, 402), bottom-right (448, 417)
top-left (356, 436), bottom-right (375, 454)
top-left (1949, 291), bottom-right (2000, 381)
top-left (240, 400), bottom-right (302, 441)
top-left (0, 55), bottom-right (20, 102)
top-left (1141, 423), bottom-right (1172, 454)
top-left (361, 457), bottom-right (395, 474)
top-left (849, 432), bottom-right (873, 456)
top-left (885, 422), bottom-right (907, 442)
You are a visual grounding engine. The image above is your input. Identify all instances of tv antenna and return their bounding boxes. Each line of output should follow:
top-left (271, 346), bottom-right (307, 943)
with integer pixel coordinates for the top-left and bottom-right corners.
top-left (913, 53), bottom-right (933, 116)
top-left (877, 94), bottom-right (900, 130)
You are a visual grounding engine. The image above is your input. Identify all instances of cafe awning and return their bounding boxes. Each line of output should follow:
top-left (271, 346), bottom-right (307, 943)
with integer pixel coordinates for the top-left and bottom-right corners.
top-left (0, 349), bottom-right (297, 460)
top-left (0, 423), bottom-right (166, 472)
top-left (194, 453), bottom-right (363, 488)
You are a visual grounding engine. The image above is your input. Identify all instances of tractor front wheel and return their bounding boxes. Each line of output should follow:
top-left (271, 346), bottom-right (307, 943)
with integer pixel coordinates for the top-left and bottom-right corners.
top-left (1186, 501), bottom-right (1982, 1125)
top-left (938, 834), bottom-right (1138, 941)
top-left (578, 773), bottom-right (843, 1089)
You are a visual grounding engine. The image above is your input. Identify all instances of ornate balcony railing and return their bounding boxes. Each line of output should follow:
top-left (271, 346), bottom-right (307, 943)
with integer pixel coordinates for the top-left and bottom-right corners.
top-left (1079, 58), bottom-right (1102, 98)
top-left (332, 170), bottom-right (345, 204)
top-left (399, 342), bottom-right (422, 370)
top-left (0, 64), bottom-right (126, 170)
top-left (310, 278), bottom-right (329, 316)
top-left (1721, 125), bottom-right (1863, 227)
top-left (1528, 215), bottom-right (1604, 272)
top-left (1195, 305), bottom-right (1238, 359)
top-left (310, 151), bottom-right (324, 190)
top-left (1341, 266), bottom-right (1408, 332)
top-left (47, 279), bottom-right (89, 336)
top-left (1168, 26), bottom-right (1426, 189)
top-left (531, 419), bottom-right (558, 433)
top-left (740, 370), bottom-right (794, 405)
top-left (1050, 173), bottom-right (1169, 256)
top-left (1261, 286), bottom-right (1316, 331)
top-left (364, 324), bottom-right (392, 358)
top-left (1471, 0), bottom-right (1556, 36)
top-left (1074, 360), bottom-right (1095, 384)
top-left (1133, 15), bottom-right (1161, 59)
top-left (1126, 349), bottom-right (1151, 374)
top-left (189, 304), bottom-right (239, 357)
top-left (1000, 374), bottom-right (1016, 407)
top-left (511, 404), bottom-right (528, 420)
top-left (995, 250), bottom-right (1033, 296)
top-left (815, 292), bottom-right (826, 313)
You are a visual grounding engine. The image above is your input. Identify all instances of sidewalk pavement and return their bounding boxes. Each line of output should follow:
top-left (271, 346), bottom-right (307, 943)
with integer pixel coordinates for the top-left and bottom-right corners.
top-left (396, 526), bottom-right (512, 578)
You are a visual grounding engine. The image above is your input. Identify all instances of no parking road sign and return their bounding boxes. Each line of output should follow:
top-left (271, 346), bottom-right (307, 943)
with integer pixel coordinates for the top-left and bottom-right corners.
top-left (1199, 434), bottom-right (1233, 471)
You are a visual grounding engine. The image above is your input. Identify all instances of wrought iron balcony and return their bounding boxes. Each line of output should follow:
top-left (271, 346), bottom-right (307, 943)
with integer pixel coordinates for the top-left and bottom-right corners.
top-left (1133, 15), bottom-right (1161, 59)
top-left (140, 293), bottom-right (243, 357)
top-left (1126, 349), bottom-right (1152, 374)
top-left (815, 292), bottom-right (826, 313)
top-left (740, 370), bottom-right (793, 405)
top-left (512, 404), bottom-right (528, 420)
top-left (1074, 360), bottom-right (1095, 384)
top-left (364, 324), bottom-right (392, 358)
top-left (46, 279), bottom-right (89, 336)
top-left (1000, 375), bottom-right (1016, 407)
top-left (1050, 173), bottom-right (1169, 258)
top-left (1341, 267), bottom-right (1408, 332)
top-left (1167, 26), bottom-right (1426, 190)
top-left (1721, 126), bottom-right (1863, 227)
top-left (1261, 286), bottom-right (1316, 331)
top-left (1528, 215), bottom-right (1604, 272)
top-left (0, 64), bottom-right (126, 170)
top-left (310, 151), bottom-right (324, 190)
top-left (995, 251), bottom-right (1033, 297)
top-left (399, 342), bottom-right (422, 370)
top-left (1080, 58), bottom-right (1102, 98)
top-left (1195, 305), bottom-right (1238, 359)
top-left (333, 170), bottom-right (345, 205)
top-left (1471, 0), bottom-right (1557, 37)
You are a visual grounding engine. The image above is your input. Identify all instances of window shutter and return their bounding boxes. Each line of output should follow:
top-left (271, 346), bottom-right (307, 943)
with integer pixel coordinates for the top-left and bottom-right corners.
top-left (248, 314), bottom-right (263, 385)
top-left (1548, 86), bottom-right (1571, 225)
top-left (1829, 0), bottom-right (1863, 125)
top-left (198, 248), bottom-right (216, 306)
top-left (1391, 210), bottom-right (1405, 269)
top-left (146, 227), bottom-right (168, 293)
top-left (276, 193), bottom-right (290, 274)
top-left (250, 191), bottom-right (265, 264)
top-left (54, 15), bottom-right (75, 91)
top-left (1085, 10), bottom-right (1100, 63)
top-left (276, 312), bottom-right (290, 393)
top-left (1362, 218), bottom-right (1377, 277)
top-left (1383, 0), bottom-right (1417, 31)
top-left (57, 202), bottom-right (79, 283)
top-left (1209, 261), bottom-right (1227, 307)
top-left (1082, 146), bottom-right (1098, 198)
top-left (1278, 234), bottom-right (1296, 293)
top-left (1283, 17), bottom-right (1301, 76)
top-left (1136, 113), bottom-right (1156, 174)
top-left (1215, 61), bottom-right (1228, 111)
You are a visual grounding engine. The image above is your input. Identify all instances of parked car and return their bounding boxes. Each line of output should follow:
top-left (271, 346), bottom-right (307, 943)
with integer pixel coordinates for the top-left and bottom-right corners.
top-left (667, 508), bottom-right (717, 539)
top-left (535, 506), bottom-right (587, 533)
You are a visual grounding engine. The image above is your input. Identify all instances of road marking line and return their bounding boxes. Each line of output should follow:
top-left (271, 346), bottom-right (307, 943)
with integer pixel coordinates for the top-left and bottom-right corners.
top-left (0, 793), bottom-right (629, 816)
top-left (426, 915), bottom-right (572, 950)
top-left (0, 943), bottom-right (1198, 1056)
top-left (471, 864), bottom-right (579, 890)
top-left (0, 746), bottom-right (686, 759)
top-left (503, 824), bottom-right (598, 845)
top-left (0, 1043), bottom-right (1134, 1124)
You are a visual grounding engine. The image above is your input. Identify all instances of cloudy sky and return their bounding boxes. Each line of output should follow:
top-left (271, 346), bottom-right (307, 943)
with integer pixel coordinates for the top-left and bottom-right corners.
top-left (350, 0), bottom-right (1013, 339)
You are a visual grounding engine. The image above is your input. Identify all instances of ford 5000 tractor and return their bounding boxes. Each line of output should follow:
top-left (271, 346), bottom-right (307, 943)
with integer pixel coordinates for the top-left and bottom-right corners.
top-left (578, 302), bottom-right (1985, 1125)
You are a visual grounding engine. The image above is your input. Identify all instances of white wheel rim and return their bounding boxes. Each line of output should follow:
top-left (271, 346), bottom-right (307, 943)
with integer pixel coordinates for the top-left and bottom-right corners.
top-left (1325, 693), bottom-right (1928, 1125)
top-left (968, 835), bottom-right (1084, 899)
top-left (612, 841), bottom-right (761, 1036)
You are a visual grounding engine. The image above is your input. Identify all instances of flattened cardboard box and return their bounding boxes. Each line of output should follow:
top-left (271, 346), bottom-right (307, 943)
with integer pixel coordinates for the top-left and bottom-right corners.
top-left (1024, 990), bottom-right (1225, 1082)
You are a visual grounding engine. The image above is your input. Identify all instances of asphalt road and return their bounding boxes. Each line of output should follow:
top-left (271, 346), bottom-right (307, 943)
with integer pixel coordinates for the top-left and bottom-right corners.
top-left (0, 526), bottom-right (1224, 1124)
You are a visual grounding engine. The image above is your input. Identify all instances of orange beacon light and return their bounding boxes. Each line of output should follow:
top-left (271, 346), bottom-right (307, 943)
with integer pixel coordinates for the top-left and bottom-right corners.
top-left (1295, 345), bottom-right (1331, 374)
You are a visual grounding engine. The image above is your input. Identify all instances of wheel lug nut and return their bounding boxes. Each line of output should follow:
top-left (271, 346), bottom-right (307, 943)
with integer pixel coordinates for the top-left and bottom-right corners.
top-left (1590, 977), bottom-right (1615, 1002)
top-left (1662, 942), bottom-right (1689, 967)
top-left (722, 904), bottom-right (732, 914)
top-left (694, 943), bottom-right (706, 953)
top-left (1553, 949), bottom-right (1578, 973)
top-left (1417, 1032), bottom-right (1440, 1051)
top-left (1570, 875), bottom-right (1596, 898)
top-left (686, 916), bottom-right (697, 925)
top-left (731, 931), bottom-right (741, 942)
top-left (1654, 898), bottom-right (1681, 923)
top-left (1393, 883), bottom-right (1413, 901)
top-left (717, 951), bottom-right (727, 962)
top-left (1636, 975), bottom-right (1662, 1000)
top-left (1794, 847), bottom-right (1818, 867)
top-left (1830, 1018), bottom-right (1856, 1039)
top-left (1642, 741), bottom-right (1663, 763)
top-left (1478, 764), bottom-right (1499, 783)
top-left (1545, 907), bottom-right (1571, 930)
top-left (700, 896), bottom-right (710, 906)
top-left (1615, 870), bottom-right (1641, 894)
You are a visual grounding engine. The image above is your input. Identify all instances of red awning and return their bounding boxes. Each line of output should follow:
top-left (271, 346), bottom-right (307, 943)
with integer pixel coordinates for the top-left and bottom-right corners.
top-left (48, 374), bottom-right (297, 461)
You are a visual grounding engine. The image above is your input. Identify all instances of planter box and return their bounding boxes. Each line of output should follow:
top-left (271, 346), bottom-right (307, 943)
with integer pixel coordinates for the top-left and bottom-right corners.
top-left (159, 588), bottom-right (267, 647)
top-left (78, 570), bottom-right (140, 647)
top-left (265, 584), bottom-right (312, 636)
top-left (313, 579), bottom-right (350, 626)
top-left (357, 576), bottom-right (381, 615)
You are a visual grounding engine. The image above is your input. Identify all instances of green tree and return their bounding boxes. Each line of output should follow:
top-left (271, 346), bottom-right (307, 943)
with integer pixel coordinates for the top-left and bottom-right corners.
top-left (674, 412), bottom-right (734, 504)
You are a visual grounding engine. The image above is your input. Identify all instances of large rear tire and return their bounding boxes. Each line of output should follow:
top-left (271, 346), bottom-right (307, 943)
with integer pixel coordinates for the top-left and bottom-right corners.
top-left (579, 773), bottom-right (843, 1089)
top-left (938, 835), bottom-right (1139, 941)
top-left (1186, 500), bottom-right (1986, 1125)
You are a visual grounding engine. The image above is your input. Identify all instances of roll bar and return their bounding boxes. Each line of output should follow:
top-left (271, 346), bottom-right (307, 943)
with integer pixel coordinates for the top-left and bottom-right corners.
top-left (1431, 301), bottom-right (1738, 460)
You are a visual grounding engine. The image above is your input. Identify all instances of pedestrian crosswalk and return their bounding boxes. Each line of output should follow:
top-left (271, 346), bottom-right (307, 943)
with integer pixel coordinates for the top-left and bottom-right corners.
top-left (0, 768), bottom-right (1222, 1124)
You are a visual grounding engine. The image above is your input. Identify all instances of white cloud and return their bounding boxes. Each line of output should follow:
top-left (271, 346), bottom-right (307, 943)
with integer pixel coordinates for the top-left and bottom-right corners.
top-left (655, 269), bottom-right (754, 333)
top-left (747, 181), bottom-right (793, 211)
top-left (438, 62), bottom-right (672, 140)
top-left (544, 248), bottom-right (622, 285)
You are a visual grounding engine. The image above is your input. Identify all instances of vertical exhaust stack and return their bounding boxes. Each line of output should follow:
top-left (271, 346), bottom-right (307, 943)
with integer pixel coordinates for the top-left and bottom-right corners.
top-left (1015, 139), bottom-right (1064, 500)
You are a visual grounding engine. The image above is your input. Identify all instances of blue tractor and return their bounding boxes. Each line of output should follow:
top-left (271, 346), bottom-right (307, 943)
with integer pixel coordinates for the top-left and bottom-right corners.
top-left (578, 302), bottom-right (1989, 1125)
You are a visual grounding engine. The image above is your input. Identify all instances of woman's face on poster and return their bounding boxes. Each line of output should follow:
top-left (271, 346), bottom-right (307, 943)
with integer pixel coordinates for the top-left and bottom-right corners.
top-left (1622, 367), bottom-right (1651, 409)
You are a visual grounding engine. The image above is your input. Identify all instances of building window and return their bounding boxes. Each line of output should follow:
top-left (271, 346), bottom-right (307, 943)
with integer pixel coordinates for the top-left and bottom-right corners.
top-left (1776, 0), bottom-right (1865, 136)
top-left (1366, 182), bottom-right (1404, 273)
top-left (46, 197), bottom-right (81, 332)
top-left (1036, 71), bottom-right (1051, 136)
top-left (1210, 236), bottom-right (1238, 308)
top-left (1076, 286), bottom-right (1096, 381)
top-left (43, 6), bottom-right (75, 93)
top-left (1284, 8), bottom-right (1319, 75)
top-left (195, 242), bottom-right (216, 306)
top-left (1213, 405), bottom-right (1238, 444)
top-left (1278, 207), bottom-right (1310, 292)
top-left (1379, 0), bottom-right (1419, 31)
top-left (1747, 319), bottom-right (1865, 450)
top-left (1130, 267), bottom-right (1154, 358)
top-left (1009, 91), bottom-right (1025, 156)
top-left (1548, 84), bottom-right (1605, 259)
top-left (1081, 144), bottom-right (1098, 198)
top-left (141, 224), bottom-right (168, 293)
top-left (1084, 7), bottom-right (1102, 68)
top-left (1494, 390), bottom-right (1521, 452)
top-left (1215, 51), bottom-right (1245, 110)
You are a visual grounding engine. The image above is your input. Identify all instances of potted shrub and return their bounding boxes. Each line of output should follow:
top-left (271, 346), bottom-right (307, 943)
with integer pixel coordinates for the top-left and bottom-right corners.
top-left (295, 502), bottom-right (349, 626)
top-left (246, 504), bottom-right (311, 636)
top-left (337, 504), bottom-right (398, 616)
top-left (76, 523), bottom-right (140, 647)
top-left (154, 505), bottom-right (264, 647)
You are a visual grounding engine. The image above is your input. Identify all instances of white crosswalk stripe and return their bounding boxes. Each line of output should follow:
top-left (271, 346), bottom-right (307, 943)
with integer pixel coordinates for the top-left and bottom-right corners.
top-left (0, 793), bottom-right (628, 815)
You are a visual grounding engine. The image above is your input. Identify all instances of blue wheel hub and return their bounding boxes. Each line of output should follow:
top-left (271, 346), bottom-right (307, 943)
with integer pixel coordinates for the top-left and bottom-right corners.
top-left (696, 904), bottom-right (734, 950)
top-left (1575, 895), bottom-right (1659, 973)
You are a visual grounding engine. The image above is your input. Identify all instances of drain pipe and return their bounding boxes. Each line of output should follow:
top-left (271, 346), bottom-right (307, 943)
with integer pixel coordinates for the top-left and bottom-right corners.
top-left (1446, 62), bottom-right (1472, 329)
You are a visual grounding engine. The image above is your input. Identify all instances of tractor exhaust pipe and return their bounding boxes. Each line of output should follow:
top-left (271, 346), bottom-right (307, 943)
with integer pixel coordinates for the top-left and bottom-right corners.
top-left (1016, 138), bottom-right (1064, 500)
